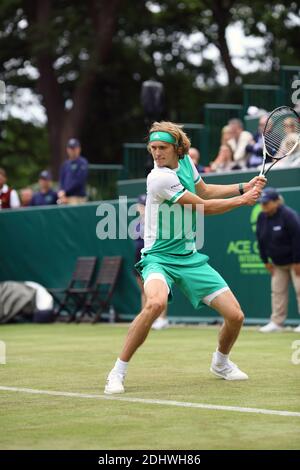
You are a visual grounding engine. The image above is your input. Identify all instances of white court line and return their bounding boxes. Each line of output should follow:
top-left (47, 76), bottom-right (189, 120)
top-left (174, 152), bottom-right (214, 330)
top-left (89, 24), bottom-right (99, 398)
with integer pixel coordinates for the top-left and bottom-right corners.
top-left (0, 386), bottom-right (300, 418)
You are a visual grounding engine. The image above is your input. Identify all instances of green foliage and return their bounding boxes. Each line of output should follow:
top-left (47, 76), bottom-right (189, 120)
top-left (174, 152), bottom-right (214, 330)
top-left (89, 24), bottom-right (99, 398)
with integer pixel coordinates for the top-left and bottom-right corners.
top-left (0, 118), bottom-right (50, 189)
top-left (235, 1), bottom-right (300, 67)
top-left (0, 0), bottom-right (299, 177)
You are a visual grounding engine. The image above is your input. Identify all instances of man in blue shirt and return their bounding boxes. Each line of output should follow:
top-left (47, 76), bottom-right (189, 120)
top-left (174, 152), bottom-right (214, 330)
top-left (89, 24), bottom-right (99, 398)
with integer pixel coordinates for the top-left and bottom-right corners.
top-left (31, 171), bottom-right (57, 206)
top-left (256, 188), bottom-right (300, 332)
top-left (58, 138), bottom-right (88, 205)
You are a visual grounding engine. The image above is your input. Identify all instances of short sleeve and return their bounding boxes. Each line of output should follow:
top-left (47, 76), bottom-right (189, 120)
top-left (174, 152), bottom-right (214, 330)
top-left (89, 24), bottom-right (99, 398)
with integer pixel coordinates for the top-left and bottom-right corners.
top-left (148, 171), bottom-right (187, 203)
top-left (187, 155), bottom-right (201, 184)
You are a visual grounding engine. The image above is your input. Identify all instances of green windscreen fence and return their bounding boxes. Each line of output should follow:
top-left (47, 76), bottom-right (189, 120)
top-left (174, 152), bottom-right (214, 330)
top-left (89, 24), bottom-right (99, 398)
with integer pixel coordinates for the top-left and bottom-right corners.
top-left (122, 143), bottom-right (149, 180)
top-left (0, 202), bottom-right (140, 319)
top-left (243, 84), bottom-right (283, 114)
top-left (87, 164), bottom-right (123, 200)
top-left (182, 123), bottom-right (209, 166)
top-left (1, 188), bottom-right (300, 324)
top-left (280, 65), bottom-right (300, 107)
top-left (244, 116), bottom-right (259, 134)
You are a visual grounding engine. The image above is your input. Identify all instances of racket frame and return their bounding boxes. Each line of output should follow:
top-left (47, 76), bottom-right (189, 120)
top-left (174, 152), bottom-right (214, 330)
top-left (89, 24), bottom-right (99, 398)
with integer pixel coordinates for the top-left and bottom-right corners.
top-left (259, 105), bottom-right (300, 176)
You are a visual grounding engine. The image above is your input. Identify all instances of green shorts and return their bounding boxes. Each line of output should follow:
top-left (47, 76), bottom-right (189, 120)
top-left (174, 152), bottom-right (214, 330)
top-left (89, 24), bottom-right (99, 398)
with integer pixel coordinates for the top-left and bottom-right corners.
top-left (135, 251), bottom-right (228, 310)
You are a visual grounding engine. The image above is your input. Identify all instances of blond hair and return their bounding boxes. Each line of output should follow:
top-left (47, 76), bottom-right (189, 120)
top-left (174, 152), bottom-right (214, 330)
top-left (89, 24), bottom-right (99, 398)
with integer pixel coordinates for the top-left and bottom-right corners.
top-left (147, 121), bottom-right (191, 159)
top-left (221, 125), bottom-right (232, 144)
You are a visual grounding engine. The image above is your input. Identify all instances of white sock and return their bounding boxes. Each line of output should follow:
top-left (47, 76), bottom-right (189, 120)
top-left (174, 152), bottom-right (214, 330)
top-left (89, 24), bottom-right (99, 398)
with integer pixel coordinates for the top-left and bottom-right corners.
top-left (113, 358), bottom-right (128, 376)
top-left (214, 349), bottom-right (229, 367)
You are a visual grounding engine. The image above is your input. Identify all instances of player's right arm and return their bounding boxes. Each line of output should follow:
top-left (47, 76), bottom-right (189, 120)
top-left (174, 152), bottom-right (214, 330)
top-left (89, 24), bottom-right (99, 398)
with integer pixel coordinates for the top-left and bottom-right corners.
top-left (177, 187), bottom-right (260, 215)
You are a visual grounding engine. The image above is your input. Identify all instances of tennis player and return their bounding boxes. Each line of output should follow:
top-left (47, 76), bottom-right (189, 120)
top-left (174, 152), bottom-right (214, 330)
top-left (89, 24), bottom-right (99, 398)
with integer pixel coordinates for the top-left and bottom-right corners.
top-left (105, 122), bottom-right (266, 394)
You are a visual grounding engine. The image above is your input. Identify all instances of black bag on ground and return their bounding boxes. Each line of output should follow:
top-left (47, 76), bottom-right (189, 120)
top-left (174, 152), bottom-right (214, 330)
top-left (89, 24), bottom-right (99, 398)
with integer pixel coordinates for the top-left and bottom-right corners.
top-left (33, 309), bottom-right (55, 323)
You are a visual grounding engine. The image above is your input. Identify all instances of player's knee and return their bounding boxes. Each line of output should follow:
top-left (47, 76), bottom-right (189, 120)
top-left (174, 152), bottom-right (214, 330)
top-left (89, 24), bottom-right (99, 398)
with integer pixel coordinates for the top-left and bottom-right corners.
top-left (231, 308), bottom-right (244, 325)
top-left (224, 304), bottom-right (244, 325)
top-left (145, 298), bottom-right (166, 318)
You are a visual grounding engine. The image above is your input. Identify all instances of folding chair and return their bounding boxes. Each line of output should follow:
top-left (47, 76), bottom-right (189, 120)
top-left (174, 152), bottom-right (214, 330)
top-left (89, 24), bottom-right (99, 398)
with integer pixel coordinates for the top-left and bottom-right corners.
top-left (76, 256), bottom-right (122, 323)
top-left (49, 256), bottom-right (97, 320)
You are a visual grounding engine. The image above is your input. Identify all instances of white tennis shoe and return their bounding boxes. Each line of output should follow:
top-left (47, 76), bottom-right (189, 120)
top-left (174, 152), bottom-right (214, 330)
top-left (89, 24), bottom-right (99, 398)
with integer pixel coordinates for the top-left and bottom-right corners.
top-left (104, 370), bottom-right (125, 395)
top-left (259, 321), bottom-right (283, 333)
top-left (152, 318), bottom-right (169, 330)
top-left (210, 353), bottom-right (249, 381)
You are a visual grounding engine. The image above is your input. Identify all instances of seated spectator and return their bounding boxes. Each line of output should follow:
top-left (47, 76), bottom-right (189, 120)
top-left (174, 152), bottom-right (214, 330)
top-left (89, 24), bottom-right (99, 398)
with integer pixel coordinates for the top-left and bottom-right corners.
top-left (277, 117), bottom-right (300, 159)
top-left (0, 168), bottom-right (20, 209)
top-left (275, 146), bottom-right (300, 168)
top-left (189, 147), bottom-right (209, 173)
top-left (246, 114), bottom-right (270, 169)
top-left (20, 187), bottom-right (34, 207)
top-left (221, 125), bottom-right (233, 145)
top-left (263, 117), bottom-right (300, 170)
top-left (227, 119), bottom-right (253, 169)
top-left (31, 171), bottom-right (57, 206)
top-left (58, 138), bottom-right (88, 205)
top-left (211, 144), bottom-right (234, 172)
top-left (210, 126), bottom-right (233, 172)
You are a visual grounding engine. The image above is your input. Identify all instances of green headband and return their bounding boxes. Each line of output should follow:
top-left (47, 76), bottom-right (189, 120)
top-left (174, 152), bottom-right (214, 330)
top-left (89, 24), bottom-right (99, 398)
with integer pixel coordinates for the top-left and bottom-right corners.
top-left (149, 131), bottom-right (177, 145)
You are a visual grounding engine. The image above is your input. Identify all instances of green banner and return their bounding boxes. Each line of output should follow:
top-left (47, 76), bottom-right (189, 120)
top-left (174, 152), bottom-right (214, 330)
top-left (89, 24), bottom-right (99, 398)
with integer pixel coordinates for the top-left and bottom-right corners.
top-left (0, 188), bottom-right (299, 323)
top-left (0, 202), bottom-right (140, 318)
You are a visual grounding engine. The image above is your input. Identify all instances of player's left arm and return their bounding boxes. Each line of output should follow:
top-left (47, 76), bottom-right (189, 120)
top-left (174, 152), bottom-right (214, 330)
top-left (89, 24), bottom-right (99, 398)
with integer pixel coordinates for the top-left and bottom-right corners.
top-left (195, 176), bottom-right (267, 199)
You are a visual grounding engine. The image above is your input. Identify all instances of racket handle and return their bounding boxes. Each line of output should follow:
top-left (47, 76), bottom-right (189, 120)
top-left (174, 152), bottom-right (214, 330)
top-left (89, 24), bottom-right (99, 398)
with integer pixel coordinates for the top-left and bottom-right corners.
top-left (260, 139), bottom-right (267, 177)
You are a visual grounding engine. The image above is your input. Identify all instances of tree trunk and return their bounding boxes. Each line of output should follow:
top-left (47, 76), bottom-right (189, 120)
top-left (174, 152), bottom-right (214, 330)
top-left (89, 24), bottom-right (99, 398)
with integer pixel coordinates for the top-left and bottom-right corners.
top-left (26, 0), bottom-right (121, 178)
top-left (36, 53), bottom-right (65, 178)
top-left (211, 0), bottom-right (238, 85)
top-left (25, 0), bottom-right (65, 177)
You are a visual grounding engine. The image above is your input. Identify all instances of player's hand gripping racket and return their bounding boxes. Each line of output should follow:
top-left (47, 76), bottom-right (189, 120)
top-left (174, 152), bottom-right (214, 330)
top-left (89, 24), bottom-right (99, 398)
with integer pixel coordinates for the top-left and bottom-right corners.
top-left (260, 106), bottom-right (300, 176)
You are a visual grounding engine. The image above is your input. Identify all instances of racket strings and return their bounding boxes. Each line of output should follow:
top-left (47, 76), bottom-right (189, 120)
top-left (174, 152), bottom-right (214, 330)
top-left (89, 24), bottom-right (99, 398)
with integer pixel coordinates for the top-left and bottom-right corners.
top-left (263, 107), bottom-right (300, 159)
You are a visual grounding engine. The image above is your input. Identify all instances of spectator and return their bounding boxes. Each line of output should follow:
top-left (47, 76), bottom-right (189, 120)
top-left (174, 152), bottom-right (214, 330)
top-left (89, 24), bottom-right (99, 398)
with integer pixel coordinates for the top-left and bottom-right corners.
top-left (276, 117), bottom-right (300, 164)
top-left (262, 117), bottom-right (300, 171)
top-left (210, 144), bottom-right (233, 172)
top-left (246, 114), bottom-right (270, 169)
top-left (58, 138), bottom-right (88, 205)
top-left (227, 119), bottom-right (253, 169)
top-left (275, 146), bottom-right (300, 168)
top-left (210, 126), bottom-right (234, 172)
top-left (256, 188), bottom-right (300, 333)
top-left (31, 171), bottom-right (57, 206)
top-left (20, 187), bottom-right (33, 207)
top-left (189, 147), bottom-right (207, 173)
top-left (0, 168), bottom-right (20, 209)
top-left (221, 125), bottom-right (233, 145)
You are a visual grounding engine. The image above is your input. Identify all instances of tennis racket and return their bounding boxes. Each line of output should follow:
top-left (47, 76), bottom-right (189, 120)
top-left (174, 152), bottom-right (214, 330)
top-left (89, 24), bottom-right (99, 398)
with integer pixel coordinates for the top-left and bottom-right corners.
top-left (260, 106), bottom-right (300, 176)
